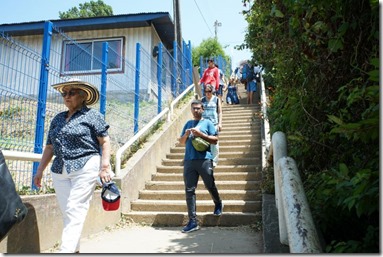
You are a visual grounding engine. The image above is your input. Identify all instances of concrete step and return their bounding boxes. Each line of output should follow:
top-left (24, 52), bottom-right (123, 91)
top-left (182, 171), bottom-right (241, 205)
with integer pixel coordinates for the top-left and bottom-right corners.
top-left (222, 123), bottom-right (261, 130)
top-left (161, 157), bottom-right (262, 166)
top-left (222, 104), bottom-right (259, 111)
top-left (218, 133), bottom-right (261, 139)
top-left (223, 117), bottom-right (260, 123)
top-left (166, 151), bottom-right (259, 159)
top-left (122, 211), bottom-right (262, 226)
top-left (218, 139), bottom-right (262, 147)
top-left (219, 126), bottom-right (261, 132)
top-left (222, 117), bottom-right (260, 123)
top-left (222, 109), bottom-right (258, 114)
top-left (170, 145), bottom-right (260, 153)
top-left (152, 172), bottom-right (261, 181)
top-left (138, 189), bottom-right (262, 201)
top-left (219, 138), bottom-right (261, 145)
top-left (222, 113), bottom-right (259, 118)
top-left (220, 145), bottom-right (261, 152)
top-left (130, 200), bottom-right (262, 213)
top-left (219, 132), bottom-right (260, 137)
top-left (144, 180), bottom-right (261, 191)
top-left (156, 165), bottom-right (262, 173)
top-left (222, 113), bottom-right (260, 119)
top-left (221, 126), bottom-right (260, 132)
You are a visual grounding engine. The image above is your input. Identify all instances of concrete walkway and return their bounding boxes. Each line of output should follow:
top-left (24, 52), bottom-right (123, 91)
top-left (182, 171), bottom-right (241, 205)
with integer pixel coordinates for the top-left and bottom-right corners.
top-left (79, 224), bottom-right (263, 254)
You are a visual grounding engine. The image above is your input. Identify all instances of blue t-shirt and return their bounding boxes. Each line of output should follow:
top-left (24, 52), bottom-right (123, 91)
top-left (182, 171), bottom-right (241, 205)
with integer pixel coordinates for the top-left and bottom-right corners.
top-left (180, 119), bottom-right (217, 161)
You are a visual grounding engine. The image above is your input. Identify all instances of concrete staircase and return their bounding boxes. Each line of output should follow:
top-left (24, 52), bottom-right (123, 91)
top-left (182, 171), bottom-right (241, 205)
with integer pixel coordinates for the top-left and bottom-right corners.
top-left (124, 90), bottom-right (263, 227)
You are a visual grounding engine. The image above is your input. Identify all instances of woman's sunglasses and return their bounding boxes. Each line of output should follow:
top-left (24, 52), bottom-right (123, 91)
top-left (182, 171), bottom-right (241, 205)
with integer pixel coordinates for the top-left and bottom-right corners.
top-left (61, 90), bottom-right (79, 97)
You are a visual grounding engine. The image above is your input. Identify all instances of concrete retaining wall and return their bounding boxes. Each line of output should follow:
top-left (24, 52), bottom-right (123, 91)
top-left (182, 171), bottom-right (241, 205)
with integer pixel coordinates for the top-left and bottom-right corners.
top-left (0, 191), bottom-right (120, 253)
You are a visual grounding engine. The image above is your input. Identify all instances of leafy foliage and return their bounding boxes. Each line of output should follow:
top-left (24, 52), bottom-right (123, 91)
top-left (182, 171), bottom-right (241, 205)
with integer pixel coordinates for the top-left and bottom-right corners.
top-left (192, 37), bottom-right (230, 67)
top-left (242, 0), bottom-right (379, 253)
top-left (59, 0), bottom-right (113, 19)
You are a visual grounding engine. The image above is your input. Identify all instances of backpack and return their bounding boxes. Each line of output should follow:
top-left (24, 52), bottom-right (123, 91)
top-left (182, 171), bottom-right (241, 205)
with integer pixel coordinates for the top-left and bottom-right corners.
top-left (240, 63), bottom-right (254, 83)
top-left (254, 72), bottom-right (261, 83)
top-left (235, 67), bottom-right (242, 81)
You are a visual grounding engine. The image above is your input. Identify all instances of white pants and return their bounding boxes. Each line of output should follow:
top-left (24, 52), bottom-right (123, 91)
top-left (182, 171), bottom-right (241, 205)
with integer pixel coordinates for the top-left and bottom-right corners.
top-left (212, 125), bottom-right (220, 166)
top-left (51, 155), bottom-right (100, 253)
top-left (211, 143), bottom-right (219, 166)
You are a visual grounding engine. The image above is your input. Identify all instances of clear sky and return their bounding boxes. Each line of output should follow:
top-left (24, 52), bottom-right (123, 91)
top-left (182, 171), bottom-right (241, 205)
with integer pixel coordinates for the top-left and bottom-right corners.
top-left (0, 0), bottom-right (252, 69)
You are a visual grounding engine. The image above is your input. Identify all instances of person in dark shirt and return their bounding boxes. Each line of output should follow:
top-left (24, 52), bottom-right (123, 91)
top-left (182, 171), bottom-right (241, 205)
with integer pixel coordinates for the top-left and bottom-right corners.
top-left (33, 79), bottom-right (112, 253)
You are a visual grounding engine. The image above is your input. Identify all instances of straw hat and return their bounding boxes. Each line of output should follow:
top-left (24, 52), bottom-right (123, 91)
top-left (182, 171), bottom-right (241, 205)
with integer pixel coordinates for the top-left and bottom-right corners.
top-left (51, 78), bottom-right (99, 105)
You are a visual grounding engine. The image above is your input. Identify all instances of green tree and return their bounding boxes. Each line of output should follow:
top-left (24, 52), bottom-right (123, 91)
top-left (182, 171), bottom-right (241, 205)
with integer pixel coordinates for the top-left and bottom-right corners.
top-left (59, 0), bottom-right (113, 19)
top-left (192, 37), bottom-right (231, 74)
top-left (242, 0), bottom-right (379, 253)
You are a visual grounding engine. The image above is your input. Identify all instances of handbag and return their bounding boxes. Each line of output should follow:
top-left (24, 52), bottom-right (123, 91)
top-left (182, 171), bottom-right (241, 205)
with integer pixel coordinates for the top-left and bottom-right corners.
top-left (101, 181), bottom-right (121, 211)
top-left (0, 150), bottom-right (28, 242)
top-left (191, 136), bottom-right (210, 152)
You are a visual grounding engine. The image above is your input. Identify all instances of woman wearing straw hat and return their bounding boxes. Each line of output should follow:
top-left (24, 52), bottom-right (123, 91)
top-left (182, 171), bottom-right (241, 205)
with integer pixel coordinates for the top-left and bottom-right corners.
top-left (33, 79), bottom-right (112, 253)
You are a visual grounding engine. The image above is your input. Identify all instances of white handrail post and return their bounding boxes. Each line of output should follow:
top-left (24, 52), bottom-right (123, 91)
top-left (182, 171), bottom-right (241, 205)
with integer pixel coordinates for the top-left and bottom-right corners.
top-left (278, 157), bottom-right (322, 253)
top-left (271, 131), bottom-right (288, 245)
top-left (271, 131), bottom-right (287, 205)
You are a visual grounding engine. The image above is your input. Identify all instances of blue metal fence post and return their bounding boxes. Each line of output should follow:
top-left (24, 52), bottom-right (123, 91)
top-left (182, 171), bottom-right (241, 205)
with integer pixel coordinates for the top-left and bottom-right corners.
top-left (32, 21), bottom-right (53, 190)
top-left (100, 42), bottom-right (108, 116)
top-left (171, 41), bottom-right (177, 98)
top-left (134, 43), bottom-right (140, 134)
top-left (199, 56), bottom-right (204, 78)
top-left (218, 56), bottom-right (222, 72)
top-left (181, 41), bottom-right (186, 92)
top-left (157, 43), bottom-right (163, 114)
top-left (188, 41), bottom-right (193, 86)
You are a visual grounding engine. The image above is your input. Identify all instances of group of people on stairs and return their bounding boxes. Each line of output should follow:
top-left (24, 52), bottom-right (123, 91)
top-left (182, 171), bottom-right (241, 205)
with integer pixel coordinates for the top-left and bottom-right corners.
top-left (178, 57), bottom-right (261, 233)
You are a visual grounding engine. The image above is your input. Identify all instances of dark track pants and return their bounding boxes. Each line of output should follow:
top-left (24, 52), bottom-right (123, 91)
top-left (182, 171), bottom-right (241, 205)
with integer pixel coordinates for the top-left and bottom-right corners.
top-left (183, 159), bottom-right (221, 221)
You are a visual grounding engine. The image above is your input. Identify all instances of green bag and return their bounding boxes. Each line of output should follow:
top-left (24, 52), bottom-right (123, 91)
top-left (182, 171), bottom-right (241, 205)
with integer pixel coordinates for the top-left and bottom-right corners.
top-left (191, 137), bottom-right (210, 152)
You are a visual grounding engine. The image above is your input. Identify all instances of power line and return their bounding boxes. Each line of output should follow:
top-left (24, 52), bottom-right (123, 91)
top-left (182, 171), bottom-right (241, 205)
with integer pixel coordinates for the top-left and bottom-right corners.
top-left (193, 0), bottom-right (214, 37)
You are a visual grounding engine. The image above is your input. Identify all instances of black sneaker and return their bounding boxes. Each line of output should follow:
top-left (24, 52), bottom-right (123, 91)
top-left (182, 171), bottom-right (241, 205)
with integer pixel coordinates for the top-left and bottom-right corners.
top-left (181, 219), bottom-right (200, 233)
top-left (213, 202), bottom-right (224, 216)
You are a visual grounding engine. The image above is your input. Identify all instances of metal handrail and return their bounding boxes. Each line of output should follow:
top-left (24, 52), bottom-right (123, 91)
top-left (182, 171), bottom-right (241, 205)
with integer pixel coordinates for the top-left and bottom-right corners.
top-left (2, 150), bottom-right (44, 162)
top-left (168, 84), bottom-right (195, 122)
top-left (114, 107), bottom-right (169, 176)
top-left (114, 84), bottom-right (195, 175)
top-left (267, 131), bottom-right (322, 253)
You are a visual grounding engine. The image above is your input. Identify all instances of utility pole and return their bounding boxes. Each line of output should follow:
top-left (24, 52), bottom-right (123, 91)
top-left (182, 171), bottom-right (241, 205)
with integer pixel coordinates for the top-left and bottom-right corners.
top-left (173, 0), bottom-right (182, 47)
top-left (214, 20), bottom-right (222, 40)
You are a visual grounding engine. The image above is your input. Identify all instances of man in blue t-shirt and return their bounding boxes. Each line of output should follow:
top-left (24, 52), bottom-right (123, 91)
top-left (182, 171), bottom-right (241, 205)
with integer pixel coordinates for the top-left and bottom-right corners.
top-left (178, 99), bottom-right (223, 233)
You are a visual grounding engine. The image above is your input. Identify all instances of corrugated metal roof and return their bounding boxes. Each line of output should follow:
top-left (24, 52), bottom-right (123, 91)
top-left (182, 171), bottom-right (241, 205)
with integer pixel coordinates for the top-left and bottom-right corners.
top-left (0, 12), bottom-right (175, 49)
